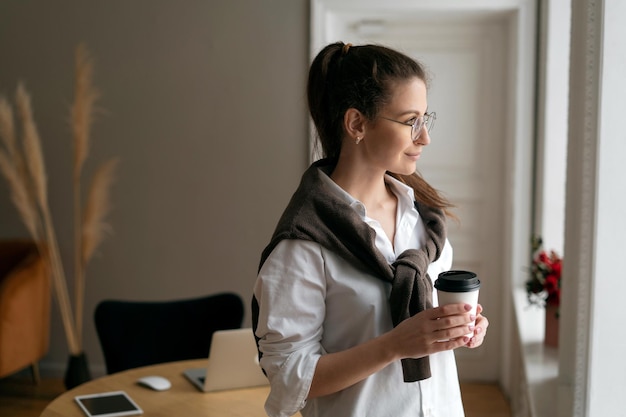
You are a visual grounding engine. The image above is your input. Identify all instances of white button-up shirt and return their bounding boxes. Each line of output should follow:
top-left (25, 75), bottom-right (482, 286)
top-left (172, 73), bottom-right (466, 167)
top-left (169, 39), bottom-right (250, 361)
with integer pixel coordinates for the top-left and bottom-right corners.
top-left (253, 170), bottom-right (465, 417)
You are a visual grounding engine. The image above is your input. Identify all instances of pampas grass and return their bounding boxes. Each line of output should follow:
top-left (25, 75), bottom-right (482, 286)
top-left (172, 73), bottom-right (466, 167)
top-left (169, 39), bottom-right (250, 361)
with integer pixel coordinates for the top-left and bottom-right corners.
top-left (0, 44), bottom-right (117, 355)
top-left (71, 44), bottom-right (110, 344)
top-left (0, 99), bottom-right (39, 238)
top-left (75, 157), bottom-right (118, 342)
top-left (81, 158), bottom-right (118, 265)
top-left (0, 84), bottom-right (80, 355)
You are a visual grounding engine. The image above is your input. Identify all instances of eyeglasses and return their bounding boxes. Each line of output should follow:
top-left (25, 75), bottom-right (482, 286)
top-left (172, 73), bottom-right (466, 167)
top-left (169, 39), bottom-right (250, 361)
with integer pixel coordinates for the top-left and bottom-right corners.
top-left (379, 112), bottom-right (437, 142)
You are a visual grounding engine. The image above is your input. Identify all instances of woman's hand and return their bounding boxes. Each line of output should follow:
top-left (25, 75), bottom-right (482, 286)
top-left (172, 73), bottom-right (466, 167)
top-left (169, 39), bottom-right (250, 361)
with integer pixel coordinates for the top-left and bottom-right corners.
top-left (308, 303), bottom-right (481, 399)
top-left (465, 304), bottom-right (488, 349)
top-left (389, 303), bottom-right (476, 360)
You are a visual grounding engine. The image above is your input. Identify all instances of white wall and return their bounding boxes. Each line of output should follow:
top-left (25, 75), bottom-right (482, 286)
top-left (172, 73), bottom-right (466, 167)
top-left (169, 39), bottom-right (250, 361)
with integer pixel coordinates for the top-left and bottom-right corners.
top-left (587, 0), bottom-right (626, 406)
top-left (0, 0), bottom-right (309, 376)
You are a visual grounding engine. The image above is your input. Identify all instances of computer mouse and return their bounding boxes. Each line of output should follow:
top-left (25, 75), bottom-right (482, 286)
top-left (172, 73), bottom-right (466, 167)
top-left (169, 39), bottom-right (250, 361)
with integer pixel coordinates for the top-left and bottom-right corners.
top-left (137, 375), bottom-right (172, 391)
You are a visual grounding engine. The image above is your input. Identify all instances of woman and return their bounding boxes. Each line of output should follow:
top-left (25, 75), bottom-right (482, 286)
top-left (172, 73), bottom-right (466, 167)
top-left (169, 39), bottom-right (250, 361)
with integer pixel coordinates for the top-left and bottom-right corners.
top-left (252, 42), bottom-right (489, 417)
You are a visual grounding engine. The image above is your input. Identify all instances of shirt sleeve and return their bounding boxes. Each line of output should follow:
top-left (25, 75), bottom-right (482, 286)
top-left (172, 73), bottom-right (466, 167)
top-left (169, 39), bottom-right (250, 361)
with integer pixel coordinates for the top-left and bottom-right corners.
top-left (253, 239), bottom-right (327, 417)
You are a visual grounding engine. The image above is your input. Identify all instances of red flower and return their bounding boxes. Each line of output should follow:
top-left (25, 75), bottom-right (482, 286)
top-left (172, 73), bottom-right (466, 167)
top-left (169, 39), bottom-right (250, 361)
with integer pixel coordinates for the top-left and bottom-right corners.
top-left (552, 257), bottom-right (562, 276)
top-left (544, 273), bottom-right (560, 306)
top-left (526, 236), bottom-right (562, 308)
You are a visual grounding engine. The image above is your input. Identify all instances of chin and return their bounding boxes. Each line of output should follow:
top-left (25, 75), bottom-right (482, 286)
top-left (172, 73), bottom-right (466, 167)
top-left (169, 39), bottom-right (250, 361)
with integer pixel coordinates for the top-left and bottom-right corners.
top-left (390, 166), bottom-right (417, 176)
top-left (400, 163), bottom-right (418, 176)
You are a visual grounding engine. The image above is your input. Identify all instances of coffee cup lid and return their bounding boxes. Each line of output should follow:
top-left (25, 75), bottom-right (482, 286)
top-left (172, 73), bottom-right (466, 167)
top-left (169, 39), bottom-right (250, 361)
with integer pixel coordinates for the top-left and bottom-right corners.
top-left (434, 270), bottom-right (481, 292)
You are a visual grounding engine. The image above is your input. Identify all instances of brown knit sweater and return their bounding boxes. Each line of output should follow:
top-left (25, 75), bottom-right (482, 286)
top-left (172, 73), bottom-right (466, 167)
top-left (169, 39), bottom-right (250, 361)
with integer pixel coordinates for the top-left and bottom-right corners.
top-left (253, 158), bottom-right (447, 382)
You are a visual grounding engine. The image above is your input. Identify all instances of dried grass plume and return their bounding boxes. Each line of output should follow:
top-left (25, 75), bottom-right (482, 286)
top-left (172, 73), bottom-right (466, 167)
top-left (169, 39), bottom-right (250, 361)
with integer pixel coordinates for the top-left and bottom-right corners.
top-left (82, 158), bottom-right (118, 267)
top-left (0, 44), bottom-right (118, 355)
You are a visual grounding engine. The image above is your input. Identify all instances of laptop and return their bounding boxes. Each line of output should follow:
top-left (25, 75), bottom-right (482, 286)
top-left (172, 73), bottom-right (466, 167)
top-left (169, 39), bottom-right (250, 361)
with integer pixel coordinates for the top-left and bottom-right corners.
top-left (183, 327), bottom-right (269, 392)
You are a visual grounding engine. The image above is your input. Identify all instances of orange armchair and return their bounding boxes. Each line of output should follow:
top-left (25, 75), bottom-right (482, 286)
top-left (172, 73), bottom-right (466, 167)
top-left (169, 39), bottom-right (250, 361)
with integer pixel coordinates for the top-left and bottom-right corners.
top-left (0, 239), bottom-right (51, 381)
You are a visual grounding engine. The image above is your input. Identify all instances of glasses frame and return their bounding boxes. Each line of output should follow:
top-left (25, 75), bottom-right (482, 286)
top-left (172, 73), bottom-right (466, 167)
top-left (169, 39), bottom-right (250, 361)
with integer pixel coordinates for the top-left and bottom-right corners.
top-left (379, 111), bottom-right (437, 142)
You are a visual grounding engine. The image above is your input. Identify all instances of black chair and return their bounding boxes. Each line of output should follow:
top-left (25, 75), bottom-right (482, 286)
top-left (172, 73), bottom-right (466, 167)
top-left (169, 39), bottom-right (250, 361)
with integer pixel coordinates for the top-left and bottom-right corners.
top-left (94, 292), bottom-right (244, 374)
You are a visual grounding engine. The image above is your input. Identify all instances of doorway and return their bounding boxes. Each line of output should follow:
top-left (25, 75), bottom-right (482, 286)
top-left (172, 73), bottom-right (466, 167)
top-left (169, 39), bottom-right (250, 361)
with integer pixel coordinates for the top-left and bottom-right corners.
top-left (311, 1), bottom-right (536, 383)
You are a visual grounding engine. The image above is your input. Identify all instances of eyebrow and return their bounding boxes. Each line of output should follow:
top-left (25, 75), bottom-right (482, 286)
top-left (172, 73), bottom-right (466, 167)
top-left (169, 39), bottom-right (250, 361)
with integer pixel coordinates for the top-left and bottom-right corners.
top-left (397, 109), bottom-right (427, 117)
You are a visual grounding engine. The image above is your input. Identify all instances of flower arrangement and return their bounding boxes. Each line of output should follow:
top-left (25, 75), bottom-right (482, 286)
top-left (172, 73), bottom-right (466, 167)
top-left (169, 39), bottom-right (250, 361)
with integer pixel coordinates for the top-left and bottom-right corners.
top-left (0, 44), bottom-right (117, 361)
top-left (526, 235), bottom-right (562, 310)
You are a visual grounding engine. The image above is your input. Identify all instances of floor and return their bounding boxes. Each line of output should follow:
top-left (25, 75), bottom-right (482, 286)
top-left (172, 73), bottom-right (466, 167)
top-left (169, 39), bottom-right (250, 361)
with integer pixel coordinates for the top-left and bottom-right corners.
top-left (0, 375), bottom-right (65, 417)
top-left (459, 382), bottom-right (513, 417)
top-left (0, 374), bottom-right (512, 417)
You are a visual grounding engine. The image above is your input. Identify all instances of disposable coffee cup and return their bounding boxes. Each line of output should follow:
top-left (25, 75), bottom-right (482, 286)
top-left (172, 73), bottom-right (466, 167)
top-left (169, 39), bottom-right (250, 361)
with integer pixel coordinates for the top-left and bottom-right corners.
top-left (434, 270), bottom-right (481, 338)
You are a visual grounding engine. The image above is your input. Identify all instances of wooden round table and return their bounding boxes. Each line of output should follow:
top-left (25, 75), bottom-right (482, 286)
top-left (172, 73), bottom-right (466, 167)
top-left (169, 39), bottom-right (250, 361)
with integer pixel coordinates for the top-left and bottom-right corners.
top-left (40, 359), bottom-right (275, 417)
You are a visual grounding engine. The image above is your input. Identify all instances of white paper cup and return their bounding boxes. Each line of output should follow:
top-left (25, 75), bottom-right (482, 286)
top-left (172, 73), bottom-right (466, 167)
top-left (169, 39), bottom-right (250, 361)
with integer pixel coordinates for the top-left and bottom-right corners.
top-left (434, 270), bottom-right (481, 339)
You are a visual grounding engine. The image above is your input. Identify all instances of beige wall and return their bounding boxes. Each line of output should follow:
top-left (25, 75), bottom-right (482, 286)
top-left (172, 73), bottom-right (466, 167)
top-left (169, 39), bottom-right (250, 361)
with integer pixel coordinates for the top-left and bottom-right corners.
top-left (0, 0), bottom-right (309, 375)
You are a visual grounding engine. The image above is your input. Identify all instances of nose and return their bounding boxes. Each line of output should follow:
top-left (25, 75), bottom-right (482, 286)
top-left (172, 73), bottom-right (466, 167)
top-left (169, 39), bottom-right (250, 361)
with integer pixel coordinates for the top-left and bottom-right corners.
top-left (414, 126), bottom-right (431, 145)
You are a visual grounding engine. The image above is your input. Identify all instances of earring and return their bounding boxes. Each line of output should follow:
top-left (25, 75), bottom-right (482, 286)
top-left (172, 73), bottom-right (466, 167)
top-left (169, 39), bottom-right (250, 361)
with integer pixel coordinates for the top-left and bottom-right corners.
top-left (355, 136), bottom-right (362, 145)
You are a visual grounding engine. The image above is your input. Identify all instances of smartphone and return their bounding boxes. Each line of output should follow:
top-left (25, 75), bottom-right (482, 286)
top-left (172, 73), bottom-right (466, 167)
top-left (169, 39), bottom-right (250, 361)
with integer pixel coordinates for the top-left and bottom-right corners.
top-left (74, 391), bottom-right (143, 417)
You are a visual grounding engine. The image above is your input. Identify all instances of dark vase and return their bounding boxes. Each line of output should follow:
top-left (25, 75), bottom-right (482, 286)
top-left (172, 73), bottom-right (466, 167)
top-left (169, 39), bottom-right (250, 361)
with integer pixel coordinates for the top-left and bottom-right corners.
top-left (64, 352), bottom-right (92, 389)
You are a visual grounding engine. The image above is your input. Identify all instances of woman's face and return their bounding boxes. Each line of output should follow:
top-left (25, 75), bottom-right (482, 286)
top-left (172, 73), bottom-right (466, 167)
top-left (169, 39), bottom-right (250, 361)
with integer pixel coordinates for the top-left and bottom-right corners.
top-left (362, 77), bottom-right (431, 176)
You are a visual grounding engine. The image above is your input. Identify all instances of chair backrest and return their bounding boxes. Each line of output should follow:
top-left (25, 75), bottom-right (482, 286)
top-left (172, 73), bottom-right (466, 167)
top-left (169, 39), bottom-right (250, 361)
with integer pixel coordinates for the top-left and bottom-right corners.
top-left (94, 292), bottom-right (244, 374)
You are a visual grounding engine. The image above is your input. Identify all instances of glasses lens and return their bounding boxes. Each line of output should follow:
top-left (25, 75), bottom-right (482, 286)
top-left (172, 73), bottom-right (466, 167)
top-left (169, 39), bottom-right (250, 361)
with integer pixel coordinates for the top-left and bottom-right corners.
top-left (412, 116), bottom-right (425, 141)
top-left (410, 112), bottom-right (436, 141)
top-left (425, 112), bottom-right (436, 132)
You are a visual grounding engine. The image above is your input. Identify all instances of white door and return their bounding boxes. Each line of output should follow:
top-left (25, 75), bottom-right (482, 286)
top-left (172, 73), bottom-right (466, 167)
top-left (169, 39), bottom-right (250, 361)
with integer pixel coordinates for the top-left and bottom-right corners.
top-left (317, 12), bottom-right (513, 381)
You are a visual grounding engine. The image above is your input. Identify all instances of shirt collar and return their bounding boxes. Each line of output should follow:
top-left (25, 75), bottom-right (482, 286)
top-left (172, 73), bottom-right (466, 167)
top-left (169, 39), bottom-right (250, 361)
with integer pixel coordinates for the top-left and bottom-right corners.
top-left (318, 169), bottom-right (416, 217)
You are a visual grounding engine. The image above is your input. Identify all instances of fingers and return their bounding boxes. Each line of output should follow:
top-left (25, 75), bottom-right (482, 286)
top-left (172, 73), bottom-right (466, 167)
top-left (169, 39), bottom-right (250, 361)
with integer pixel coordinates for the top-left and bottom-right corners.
top-left (431, 313), bottom-right (475, 334)
top-left (429, 302), bottom-right (473, 318)
top-left (466, 313), bottom-right (489, 349)
top-left (431, 335), bottom-right (471, 353)
top-left (425, 304), bottom-right (476, 345)
top-left (394, 304), bottom-right (483, 359)
top-left (433, 323), bottom-right (475, 343)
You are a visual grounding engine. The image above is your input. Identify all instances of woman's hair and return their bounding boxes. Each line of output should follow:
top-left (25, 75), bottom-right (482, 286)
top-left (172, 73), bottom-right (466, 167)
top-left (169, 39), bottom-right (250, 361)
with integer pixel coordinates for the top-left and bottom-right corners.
top-left (307, 41), bottom-right (454, 213)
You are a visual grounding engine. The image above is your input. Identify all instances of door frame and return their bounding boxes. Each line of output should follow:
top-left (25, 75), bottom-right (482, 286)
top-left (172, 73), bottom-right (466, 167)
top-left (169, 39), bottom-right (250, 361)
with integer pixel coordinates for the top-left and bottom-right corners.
top-left (310, 0), bottom-right (537, 393)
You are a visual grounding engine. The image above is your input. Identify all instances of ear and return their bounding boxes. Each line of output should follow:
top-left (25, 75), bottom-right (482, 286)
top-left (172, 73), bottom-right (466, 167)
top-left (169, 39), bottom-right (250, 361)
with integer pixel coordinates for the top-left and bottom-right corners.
top-left (343, 108), bottom-right (367, 141)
